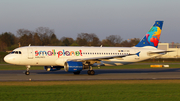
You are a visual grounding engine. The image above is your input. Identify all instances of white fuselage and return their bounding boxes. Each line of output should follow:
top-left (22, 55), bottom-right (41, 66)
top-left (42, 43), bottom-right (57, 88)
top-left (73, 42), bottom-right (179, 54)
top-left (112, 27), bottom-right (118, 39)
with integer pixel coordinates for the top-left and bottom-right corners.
top-left (4, 46), bottom-right (164, 67)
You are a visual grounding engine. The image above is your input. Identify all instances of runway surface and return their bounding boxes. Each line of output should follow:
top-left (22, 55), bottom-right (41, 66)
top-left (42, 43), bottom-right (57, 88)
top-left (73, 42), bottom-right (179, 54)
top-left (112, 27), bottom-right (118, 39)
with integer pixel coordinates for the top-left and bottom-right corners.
top-left (1, 68), bottom-right (180, 81)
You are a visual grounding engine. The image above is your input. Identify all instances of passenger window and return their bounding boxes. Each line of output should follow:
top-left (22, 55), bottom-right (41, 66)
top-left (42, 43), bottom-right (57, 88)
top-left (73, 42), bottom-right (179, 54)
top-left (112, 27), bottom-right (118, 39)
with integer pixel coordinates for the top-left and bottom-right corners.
top-left (19, 51), bottom-right (22, 54)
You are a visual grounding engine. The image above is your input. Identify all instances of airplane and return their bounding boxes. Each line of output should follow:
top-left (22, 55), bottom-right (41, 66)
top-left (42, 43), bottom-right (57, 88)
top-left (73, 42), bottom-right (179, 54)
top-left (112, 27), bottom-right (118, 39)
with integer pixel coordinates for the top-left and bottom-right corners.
top-left (4, 21), bottom-right (167, 75)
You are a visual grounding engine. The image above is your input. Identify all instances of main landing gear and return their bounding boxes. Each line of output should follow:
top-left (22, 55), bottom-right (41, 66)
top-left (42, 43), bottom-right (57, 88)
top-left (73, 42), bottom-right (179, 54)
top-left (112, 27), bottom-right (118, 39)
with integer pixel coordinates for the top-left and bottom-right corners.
top-left (72, 66), bottom-right (95, 75)
top-left (25, 65), bottom-right (30, 75)
top-left (87, 70), bottom-right (95, 75)
top-left (73, 70), bottom-right (95, 75)
top-left (87, 66), bottom-right (95, 75)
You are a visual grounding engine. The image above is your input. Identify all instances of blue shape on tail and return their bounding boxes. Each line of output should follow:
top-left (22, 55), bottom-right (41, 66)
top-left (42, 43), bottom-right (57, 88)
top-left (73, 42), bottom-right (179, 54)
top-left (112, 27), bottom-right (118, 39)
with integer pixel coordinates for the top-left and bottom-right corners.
top-left (135, 21), bottom-right (164, 48)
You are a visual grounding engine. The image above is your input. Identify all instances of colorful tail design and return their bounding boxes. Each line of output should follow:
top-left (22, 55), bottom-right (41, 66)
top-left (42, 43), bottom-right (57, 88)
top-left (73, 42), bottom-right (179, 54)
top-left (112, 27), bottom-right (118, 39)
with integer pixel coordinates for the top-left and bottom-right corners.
top-left (135, 21), bottom-right (163, 48)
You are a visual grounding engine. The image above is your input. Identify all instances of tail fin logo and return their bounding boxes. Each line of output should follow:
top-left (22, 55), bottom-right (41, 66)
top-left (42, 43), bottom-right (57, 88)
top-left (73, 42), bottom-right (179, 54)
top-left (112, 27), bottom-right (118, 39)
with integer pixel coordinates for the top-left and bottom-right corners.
top-left (136, 51), bottom-right (141, 57)
top-left (135, 21), bottom-right (163, 48)
top-left (146, 26), bottom-right (161, 47)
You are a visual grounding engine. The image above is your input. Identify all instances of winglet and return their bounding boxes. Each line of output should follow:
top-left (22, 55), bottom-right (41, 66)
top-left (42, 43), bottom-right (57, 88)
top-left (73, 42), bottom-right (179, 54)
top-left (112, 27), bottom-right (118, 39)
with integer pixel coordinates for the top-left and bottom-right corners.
top-left (136, 51), bottom-right (141, 57)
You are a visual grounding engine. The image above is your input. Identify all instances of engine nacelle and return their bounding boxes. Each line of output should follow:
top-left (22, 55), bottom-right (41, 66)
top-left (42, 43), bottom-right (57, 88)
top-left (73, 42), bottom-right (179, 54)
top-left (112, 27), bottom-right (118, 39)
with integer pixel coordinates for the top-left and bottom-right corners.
top-left (64, 61), bottom-right (83, 72)
top-left (44, 66), bottom-right (63, 71)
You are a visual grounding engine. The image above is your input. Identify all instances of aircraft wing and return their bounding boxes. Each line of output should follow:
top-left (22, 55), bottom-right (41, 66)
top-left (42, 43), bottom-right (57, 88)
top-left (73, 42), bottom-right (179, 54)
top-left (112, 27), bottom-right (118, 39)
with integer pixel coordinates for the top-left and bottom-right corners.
top-left (67, 54), bottom-right (135, 62)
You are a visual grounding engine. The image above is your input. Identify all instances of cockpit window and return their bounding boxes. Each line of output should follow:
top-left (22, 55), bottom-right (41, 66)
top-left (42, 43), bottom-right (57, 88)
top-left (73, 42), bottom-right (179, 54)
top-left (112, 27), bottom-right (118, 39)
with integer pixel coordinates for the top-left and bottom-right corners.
top-left (15, 51), bottom-right (18, 54)
top-left (11, 51), bottom-right (15, 54)
top-left (11, 51), bottom-right (22, 54)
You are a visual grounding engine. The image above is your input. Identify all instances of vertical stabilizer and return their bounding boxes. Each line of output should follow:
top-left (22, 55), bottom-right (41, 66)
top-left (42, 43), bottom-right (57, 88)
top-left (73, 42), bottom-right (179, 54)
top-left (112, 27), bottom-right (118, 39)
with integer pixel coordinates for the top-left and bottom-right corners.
top-left (135, 21), bottom-right (163, 48)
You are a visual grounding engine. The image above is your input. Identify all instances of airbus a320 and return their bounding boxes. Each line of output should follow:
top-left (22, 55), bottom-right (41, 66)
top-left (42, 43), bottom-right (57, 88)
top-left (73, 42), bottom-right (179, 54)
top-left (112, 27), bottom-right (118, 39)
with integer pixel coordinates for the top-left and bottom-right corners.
top-left (4, 21), bottom-right (167, 75)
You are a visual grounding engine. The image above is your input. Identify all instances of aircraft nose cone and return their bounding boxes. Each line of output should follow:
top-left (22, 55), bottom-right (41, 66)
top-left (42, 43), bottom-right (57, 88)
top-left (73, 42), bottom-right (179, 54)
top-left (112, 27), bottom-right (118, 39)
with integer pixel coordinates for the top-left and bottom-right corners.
top-left (4, 54), bottom-right (21, 65)
top-left (4, 55), bottom-right (13, 64)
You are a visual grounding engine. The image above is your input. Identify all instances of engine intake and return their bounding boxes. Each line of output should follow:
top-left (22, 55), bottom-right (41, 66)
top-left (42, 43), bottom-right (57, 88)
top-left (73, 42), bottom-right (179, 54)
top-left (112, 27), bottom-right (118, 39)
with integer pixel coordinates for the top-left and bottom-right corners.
top-left (64, 61), bottom-right (84, 72)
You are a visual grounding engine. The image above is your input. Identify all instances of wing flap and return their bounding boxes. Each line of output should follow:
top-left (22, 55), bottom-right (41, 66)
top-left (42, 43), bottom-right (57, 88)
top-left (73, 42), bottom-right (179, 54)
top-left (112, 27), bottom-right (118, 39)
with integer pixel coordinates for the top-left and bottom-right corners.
top-left (67, 54), bottom-right (135, 62)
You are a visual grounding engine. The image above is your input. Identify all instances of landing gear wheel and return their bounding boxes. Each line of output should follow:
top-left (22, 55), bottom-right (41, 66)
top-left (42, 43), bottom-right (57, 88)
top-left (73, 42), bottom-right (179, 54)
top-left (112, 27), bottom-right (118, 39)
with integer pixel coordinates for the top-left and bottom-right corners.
top-left (25, 71), bottom-right (30, 75)
top-left (87, 70), bottom-right (95, 75)
top-left (25, 65), bottom-right (31, 75)
top-left (73, 71), bottom-right (81, 75)
top-left (87, 70), bottom-right (91, 74)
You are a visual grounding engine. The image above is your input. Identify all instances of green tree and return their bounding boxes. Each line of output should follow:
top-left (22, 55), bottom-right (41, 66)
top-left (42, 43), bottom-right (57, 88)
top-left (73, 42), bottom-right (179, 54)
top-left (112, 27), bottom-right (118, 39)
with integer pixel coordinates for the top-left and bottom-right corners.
top-left (33, 33), bottom-right (42, 45)
top-left (70, 42), bottom-right (79, 46)
top-left (50, 34), bottom-right (60, 46)
top-left (63, 38), bottom-right (70, 46)
top-left (35, 27), bottom-right (54, 45)
top-left (0, 32), bottom-right (15, 47)
top-left (76, 33), bottom-right (100, 46)
top-left (129, 38), bottom-right (140, 46)
top-left (0, 40), bottom-right (7, 51)
top-left (101, 39), bottom-right (111, 46)
top-left (19, 34), bottom-right (29, 46)
top-left (17, 29), bottom-right (33, 46)
top-left (61, 37), bottom-right (74, 46)
top-left (120, 38), bottom-right (140, 47)
top-left (106, 35), bottom-right (122, 46)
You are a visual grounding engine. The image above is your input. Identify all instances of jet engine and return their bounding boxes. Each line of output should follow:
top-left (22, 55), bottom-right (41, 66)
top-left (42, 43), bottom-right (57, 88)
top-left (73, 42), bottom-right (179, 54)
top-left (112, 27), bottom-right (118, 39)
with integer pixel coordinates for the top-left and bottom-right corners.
top-left (64, 61), bottom-right (87, 72)
top-left (44, 66), bottom-right (63, 71)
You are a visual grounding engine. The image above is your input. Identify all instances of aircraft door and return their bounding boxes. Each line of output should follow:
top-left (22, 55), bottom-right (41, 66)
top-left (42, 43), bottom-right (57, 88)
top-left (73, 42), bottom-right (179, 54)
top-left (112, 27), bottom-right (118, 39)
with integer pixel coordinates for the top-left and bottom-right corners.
top-left (27, 48), bottom-right (33, 59)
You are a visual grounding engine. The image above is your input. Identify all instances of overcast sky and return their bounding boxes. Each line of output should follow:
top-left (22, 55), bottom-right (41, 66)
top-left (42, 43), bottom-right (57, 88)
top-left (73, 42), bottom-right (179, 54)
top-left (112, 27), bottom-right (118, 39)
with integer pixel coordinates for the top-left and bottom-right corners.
top-left (1, 0), bottom-right (180, 43)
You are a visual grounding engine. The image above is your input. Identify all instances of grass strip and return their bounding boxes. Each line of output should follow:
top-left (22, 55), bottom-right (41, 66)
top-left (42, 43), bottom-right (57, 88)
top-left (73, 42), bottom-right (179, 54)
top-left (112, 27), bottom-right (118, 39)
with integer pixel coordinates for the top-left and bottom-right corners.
top-left (0, 80), bottom-right (180, 101)
top-left (1, 80), bottom-right (180, 86)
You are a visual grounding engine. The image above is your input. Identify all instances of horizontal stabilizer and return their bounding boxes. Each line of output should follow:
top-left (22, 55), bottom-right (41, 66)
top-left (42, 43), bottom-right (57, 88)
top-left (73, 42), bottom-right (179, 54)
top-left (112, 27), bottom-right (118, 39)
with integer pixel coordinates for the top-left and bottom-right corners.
top-left (148, 50), bottom-right (174, 55)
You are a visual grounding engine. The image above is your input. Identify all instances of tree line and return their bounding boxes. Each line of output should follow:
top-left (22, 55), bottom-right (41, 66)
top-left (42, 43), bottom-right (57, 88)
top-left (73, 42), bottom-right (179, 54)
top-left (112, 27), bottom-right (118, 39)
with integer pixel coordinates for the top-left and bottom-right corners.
top-left (0, 27), bottom-right (140, 51)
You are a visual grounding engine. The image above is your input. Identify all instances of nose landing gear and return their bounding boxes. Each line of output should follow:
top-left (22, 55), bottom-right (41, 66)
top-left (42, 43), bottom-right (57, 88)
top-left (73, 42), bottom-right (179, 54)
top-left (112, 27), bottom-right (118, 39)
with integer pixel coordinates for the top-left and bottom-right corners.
top-left (25, 65), bottom-right (30, 75)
